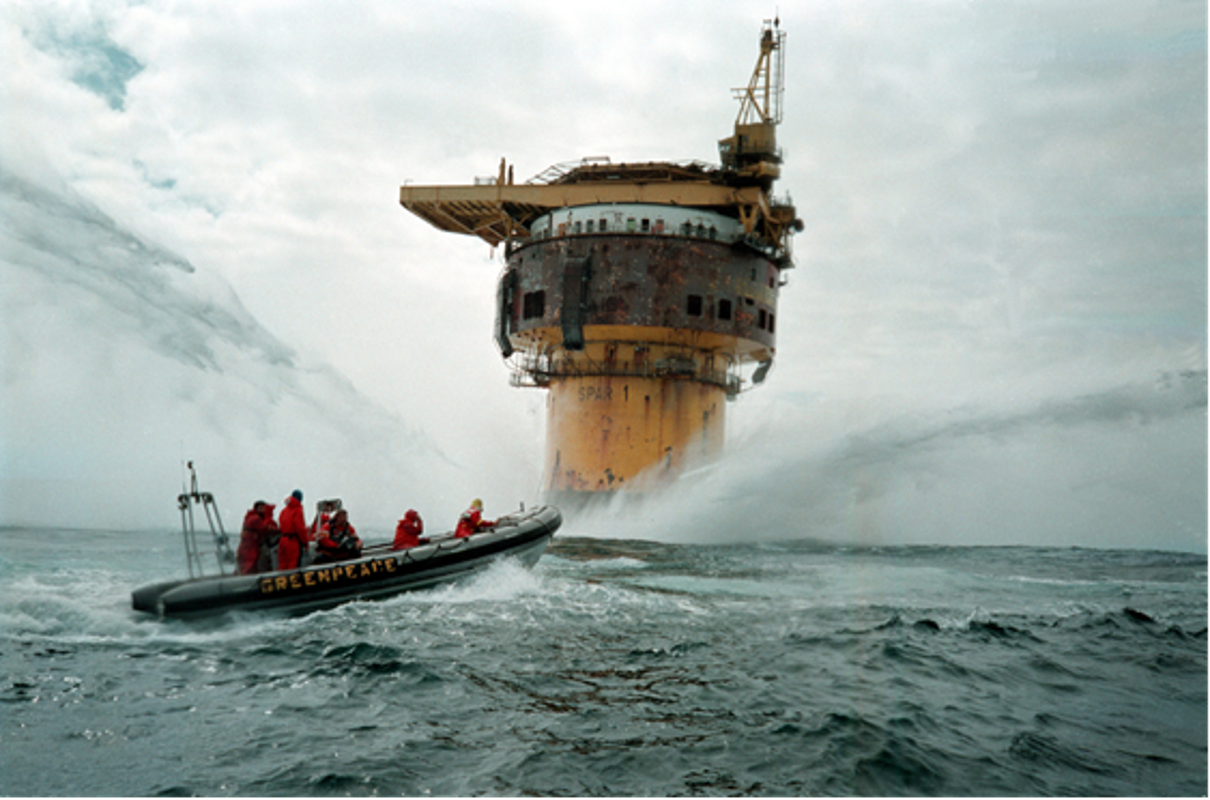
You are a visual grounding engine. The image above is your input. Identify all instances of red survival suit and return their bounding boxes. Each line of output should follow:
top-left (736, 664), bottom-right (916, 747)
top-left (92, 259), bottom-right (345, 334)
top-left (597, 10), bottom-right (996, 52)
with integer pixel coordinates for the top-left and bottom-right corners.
top-left (317, 511), bottom-right (362, 562)
top-left (454, 502), bottom-right (494, 539)
top-left (392, 509), bottom-right (428, 550)
top-left (277, 495), bottom-right (310, 571)
top-left (237, 503), bottom-right (277, 575)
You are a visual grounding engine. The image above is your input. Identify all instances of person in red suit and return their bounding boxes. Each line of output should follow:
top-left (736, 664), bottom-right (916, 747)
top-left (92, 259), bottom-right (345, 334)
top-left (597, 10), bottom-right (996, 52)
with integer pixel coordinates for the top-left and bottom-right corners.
top-left (393, 509), bottom-right (429, 550)
top-left (454, 499), bottom-right (494, 538)
top-left (316, 509), bottom-right (362, 562)
top-left (237, 501), bottom-right (276, 575)
top-left (277, 489), bottom-right (309, 571)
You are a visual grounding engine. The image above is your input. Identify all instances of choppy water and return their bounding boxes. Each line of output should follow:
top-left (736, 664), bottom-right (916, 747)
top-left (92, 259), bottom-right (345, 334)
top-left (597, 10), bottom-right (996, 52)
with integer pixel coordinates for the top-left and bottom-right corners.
top-left (1, 527), bottom-right (1205, 796)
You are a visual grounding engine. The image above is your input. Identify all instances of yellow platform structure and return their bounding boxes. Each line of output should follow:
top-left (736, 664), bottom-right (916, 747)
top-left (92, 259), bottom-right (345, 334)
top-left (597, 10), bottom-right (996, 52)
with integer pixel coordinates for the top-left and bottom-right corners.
top-left (401, 21), bottom-right (800, 504)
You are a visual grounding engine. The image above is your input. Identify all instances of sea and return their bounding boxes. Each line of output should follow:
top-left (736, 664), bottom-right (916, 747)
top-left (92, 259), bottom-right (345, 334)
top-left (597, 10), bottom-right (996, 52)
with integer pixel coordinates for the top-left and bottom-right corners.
top-left (1, 526), bottom-right (1205, 797)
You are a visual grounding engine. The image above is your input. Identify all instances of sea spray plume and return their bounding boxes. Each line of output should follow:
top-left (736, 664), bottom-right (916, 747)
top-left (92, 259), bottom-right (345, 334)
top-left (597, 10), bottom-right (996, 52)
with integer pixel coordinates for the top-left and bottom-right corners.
top-left (0, 165), bottom-right (456, 531)
top-left (584, 370), bottom-right (1206, 552)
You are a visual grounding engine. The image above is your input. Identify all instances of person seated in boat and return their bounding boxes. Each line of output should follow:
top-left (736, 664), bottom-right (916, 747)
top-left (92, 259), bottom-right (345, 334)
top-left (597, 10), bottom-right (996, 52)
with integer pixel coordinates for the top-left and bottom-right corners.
top-left (237, 501), bottom-right (277, 575)
top-left (277, 489), bottom-right (310, 571)
top-left (454, 499), bottom-right (495, 539)
top-left (392, 509), bottom-right (429, 550)
top-left (315, 509), bottom-right (363, 562)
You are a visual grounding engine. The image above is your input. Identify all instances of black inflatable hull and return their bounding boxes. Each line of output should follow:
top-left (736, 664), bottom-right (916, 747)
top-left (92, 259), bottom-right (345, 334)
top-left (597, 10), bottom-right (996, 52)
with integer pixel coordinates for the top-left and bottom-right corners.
top-left (132, 505), bottom-right (561, 619)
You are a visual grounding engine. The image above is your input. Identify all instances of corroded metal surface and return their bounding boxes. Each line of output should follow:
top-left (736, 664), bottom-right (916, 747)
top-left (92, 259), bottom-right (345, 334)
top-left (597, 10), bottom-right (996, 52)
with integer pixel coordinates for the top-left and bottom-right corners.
top-left (500, 233), bottom-right (780, 356)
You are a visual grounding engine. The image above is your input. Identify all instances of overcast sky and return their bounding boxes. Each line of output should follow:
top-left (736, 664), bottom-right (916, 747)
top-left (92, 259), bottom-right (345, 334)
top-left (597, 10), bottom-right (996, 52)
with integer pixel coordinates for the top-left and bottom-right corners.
top-left (2, 0), bottom-right (1205, 551)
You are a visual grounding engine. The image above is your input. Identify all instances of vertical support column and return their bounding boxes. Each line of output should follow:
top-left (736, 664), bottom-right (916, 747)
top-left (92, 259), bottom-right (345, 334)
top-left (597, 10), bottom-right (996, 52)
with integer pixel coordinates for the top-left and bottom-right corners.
top-left (543, 374), bottom-right (726, 498)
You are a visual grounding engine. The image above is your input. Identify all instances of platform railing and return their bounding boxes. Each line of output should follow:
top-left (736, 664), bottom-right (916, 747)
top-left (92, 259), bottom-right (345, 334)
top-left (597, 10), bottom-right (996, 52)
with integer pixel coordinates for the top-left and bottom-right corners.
top-left (503, 348), bottom-right (742, 396)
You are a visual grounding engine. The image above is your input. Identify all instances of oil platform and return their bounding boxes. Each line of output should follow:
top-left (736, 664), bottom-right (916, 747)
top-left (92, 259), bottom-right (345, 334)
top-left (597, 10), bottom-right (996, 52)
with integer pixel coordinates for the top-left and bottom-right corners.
top-left (400, 20), bottom-right (800, 506)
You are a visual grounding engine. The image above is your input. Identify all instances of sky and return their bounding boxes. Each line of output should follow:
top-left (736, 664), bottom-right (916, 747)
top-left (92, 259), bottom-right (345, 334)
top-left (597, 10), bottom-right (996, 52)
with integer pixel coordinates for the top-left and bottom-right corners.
top-left (1, 0), bottom-right (1206, 552)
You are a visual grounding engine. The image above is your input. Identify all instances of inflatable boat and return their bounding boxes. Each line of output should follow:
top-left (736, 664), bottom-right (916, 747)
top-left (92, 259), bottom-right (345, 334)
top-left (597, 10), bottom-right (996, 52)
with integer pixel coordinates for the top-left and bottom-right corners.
top-left (132, 469), bottom-right (561, 619)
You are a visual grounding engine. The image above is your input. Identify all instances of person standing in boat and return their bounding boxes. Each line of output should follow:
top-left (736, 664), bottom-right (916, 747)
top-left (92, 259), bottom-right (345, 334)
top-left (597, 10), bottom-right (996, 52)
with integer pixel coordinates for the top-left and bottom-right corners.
top-left (237, 500), bottom-right (275, 575)
top-left (454, 499), bottom-right (495, 538)
top-left (257, 503), bottom-right (280, 572)
top-left (316, 509), bottom-right (362, 562)
top-left (393, 509), bottom-right (429, 550)
top-left (277, 489), bottom-right (310, 571)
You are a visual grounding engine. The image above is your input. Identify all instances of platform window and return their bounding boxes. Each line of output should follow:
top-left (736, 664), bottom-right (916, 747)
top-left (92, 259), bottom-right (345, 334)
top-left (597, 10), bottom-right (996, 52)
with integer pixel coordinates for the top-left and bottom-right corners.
top-left (655, 219), bottom-right (665, 234)
top-left (687, 294), bottom-right (703, 317)
top-left (758, 309), bottom-right (767, 329)
top-left (718, 299), bottom-right (733, 321)
top-left (768, 313), bottom-right (775, 333)
top-left (523, 290), bottom-right (546, 320)
top-left (708, 226), bottom-right (718, 240)
top-left (573, 221), bottom-right (582, 234)
top-left (600, 218), bottom-right (608, 232)
top-left (641, 218), bottom-right (650, 233)
top-left (586, 219), bottom-right (595, 233)
top-left (627, 218), bottom-right (637, 232)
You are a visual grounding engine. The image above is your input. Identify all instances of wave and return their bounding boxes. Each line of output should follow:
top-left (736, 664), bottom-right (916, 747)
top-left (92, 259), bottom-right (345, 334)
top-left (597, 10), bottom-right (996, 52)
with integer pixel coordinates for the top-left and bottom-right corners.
top-left (565, 361), bottom-right (1206, 552)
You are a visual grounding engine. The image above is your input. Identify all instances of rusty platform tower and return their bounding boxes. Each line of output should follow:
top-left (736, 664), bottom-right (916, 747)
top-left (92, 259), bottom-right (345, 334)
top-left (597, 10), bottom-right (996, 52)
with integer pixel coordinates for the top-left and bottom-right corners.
top-left (401, 20), bottom-right (799, 505)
